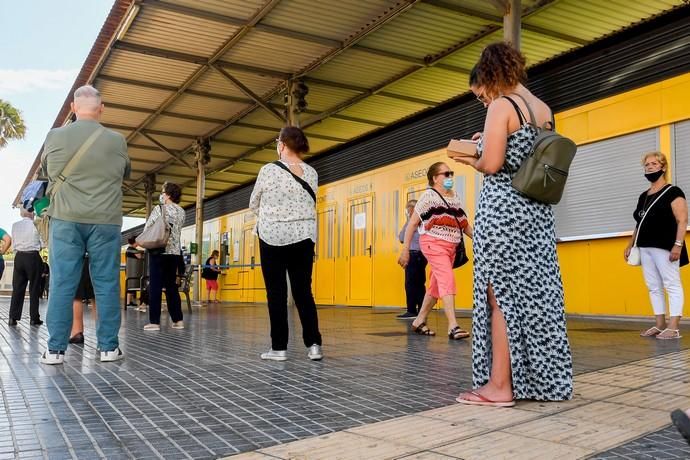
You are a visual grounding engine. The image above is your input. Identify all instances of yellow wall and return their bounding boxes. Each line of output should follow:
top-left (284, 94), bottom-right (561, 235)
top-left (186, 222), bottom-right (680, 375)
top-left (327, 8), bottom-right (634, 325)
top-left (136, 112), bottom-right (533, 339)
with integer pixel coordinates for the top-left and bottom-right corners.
top-left (193, 72), bottom-right (690, 317)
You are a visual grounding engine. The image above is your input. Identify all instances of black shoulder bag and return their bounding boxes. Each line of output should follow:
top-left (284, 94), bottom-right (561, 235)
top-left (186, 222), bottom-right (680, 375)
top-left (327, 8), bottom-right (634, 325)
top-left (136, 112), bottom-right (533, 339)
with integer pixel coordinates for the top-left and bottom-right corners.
top-left (272, 161), bottom-right (316, 203)
top-left (429, 189), bottom-right (469, 268)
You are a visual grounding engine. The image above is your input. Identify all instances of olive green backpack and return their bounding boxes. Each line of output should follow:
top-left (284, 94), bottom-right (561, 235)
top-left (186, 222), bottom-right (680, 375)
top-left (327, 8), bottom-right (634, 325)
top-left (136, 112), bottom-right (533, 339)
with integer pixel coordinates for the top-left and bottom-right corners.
top-left (504, 95), bottom-right (577, 205)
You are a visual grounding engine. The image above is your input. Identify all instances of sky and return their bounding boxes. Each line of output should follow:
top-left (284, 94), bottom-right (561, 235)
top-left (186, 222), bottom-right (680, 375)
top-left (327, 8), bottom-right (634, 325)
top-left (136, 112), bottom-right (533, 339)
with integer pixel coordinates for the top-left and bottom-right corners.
top-left (0, 0), bottom-right (144, 232)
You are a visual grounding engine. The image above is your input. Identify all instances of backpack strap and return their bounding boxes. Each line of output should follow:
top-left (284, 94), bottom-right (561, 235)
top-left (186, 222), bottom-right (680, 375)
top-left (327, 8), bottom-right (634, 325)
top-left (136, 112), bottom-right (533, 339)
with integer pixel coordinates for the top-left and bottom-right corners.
top-left (272, 161), bottom-right (316, 203)
top-left (502, 96), bottom-right (528, 126)
top-left (511, 93), bottom-right (556, 131)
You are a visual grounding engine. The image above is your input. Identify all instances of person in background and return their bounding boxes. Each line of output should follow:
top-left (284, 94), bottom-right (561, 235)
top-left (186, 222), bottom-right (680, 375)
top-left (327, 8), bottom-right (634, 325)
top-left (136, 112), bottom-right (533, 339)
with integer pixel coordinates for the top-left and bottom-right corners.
top-left (454, 42), bottom-right (573, 405)
top-left (625, 152), bottom-right (687, 340)
top-left (0, 228), bottom-right (11, 281)
top-left (397, 199), bottom-right (427, 319)
top-left (39, 85), bottom-right (130, 365)
top-left (249, 126), bottom-right (323, 362)
top-left (672, 408), bottom-right (690, 445)
top-left (398, 162), bottom-right (472, 340)
top-left (142, 182), bottom-right (186, 331)
top-left (40, 256), bottom-right (50, 299)
top-left (69, 254), bottom-right (97, 344)
top-left (9, 208), bottom-right (44, 326)
top-left (202, 249), bottom-right (221, 304)
top-left (125, 236), bottom-right (144, 308)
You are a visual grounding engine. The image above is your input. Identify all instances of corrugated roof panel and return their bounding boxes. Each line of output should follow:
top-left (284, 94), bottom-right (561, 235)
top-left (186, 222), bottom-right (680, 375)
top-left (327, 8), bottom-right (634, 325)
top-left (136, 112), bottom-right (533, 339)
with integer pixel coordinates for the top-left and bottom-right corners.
top-left (133, 133), bottom-right (193, 151)
top-left (215, 125), bottom-right (275, 145)
top-left (339, 95), bottom-right (429, 124)
top-left (299, 84), bottom-right (361, 112)
top-left (166, 93), bottom-right (252, 120)
top-left (357, 3), bottom-right (492, 59)
top-left (306, 138), bottom-right (342, 154)
top-left (128, 149), bottom-right (170, 164)
top-left (163, 0), bottom-right (269, 19)
top-left (210, 142), bottom-right (250, 158)
top-left (125, 8), bottom-right (237, 58)
top-left (100, 106), bottom-right (151, 127)
top-left (247, 148), bottom-right (280, 163)
top-left (147, 115), bottom-right (217, 137)
top-left (236, 108), bottom-right (285, 130)
top-left (102, 49), bottom-right (200, 87)
top-left (261, 0), bottom-right (398, 42)
top-left (189, 69), bottom-right (282, 100)
top-left (222, 29), bottom-right (333, 74)
top-left (430, 0), bottom-right (542, 17)
top-left (309, 49), bottom-right (413, 88)
top-left (96, 79), bottom-right (173, 109)
top-left (525, 0), bottom-right (683, 42)
top-left (384, 67), bottom-right (469, 103)
top-left (304, 117), bottom-right (377, 140)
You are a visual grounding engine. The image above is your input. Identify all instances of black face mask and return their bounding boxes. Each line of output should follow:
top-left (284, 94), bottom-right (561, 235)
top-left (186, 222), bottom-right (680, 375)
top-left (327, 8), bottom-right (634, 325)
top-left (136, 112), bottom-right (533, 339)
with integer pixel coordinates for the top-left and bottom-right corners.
top-left (644, 170), bottom-right (665, 182)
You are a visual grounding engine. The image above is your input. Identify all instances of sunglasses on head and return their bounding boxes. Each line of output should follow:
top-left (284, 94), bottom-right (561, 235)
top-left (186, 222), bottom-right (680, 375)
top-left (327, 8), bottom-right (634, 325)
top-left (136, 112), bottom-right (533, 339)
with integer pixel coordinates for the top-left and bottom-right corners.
top-left (436, 171), bottom-right (454, 178)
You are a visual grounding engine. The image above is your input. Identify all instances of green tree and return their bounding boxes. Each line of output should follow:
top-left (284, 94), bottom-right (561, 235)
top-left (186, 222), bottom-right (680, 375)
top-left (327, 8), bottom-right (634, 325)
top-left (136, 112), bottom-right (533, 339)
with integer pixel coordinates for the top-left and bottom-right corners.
top-left (0, 99), bottom-right (27, 149)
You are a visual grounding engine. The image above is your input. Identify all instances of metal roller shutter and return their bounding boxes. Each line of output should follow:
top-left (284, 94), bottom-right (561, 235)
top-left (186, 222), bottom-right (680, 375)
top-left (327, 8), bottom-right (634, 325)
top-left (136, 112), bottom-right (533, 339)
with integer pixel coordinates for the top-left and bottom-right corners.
top-left (673, 120), bottom-right (690, 218)
top-left (554, 129), bottom-right (658, 240)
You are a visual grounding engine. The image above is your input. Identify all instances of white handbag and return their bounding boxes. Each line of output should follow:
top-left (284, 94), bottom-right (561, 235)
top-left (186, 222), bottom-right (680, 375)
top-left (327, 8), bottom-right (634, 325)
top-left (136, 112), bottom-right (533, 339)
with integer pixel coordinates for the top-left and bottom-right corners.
top-left (628, 185), bottom-right (672, 266)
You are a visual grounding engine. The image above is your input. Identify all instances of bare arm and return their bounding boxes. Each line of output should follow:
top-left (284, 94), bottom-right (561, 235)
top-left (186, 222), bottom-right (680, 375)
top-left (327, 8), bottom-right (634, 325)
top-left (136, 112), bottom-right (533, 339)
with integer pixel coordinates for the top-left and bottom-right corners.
top-left (397, 212), bottom-right (422, 268)
top-left (453, 100), bottom-right (510, 174)
top-left (670, 196), bottom-right (688, 262)
top-left (0, 235), bottom-right (10, 255)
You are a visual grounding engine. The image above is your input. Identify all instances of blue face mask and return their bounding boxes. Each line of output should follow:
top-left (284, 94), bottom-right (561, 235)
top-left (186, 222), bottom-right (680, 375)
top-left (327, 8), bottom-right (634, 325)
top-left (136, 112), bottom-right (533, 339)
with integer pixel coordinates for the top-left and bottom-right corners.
top-left (442, 178), bottom-right (454, 190)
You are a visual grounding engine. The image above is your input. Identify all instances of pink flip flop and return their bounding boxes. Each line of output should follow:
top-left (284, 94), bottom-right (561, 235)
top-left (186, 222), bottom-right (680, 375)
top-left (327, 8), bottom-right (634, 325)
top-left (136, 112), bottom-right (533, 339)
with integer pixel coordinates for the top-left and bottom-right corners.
top-left (456, 390), bottom-right (516, 407)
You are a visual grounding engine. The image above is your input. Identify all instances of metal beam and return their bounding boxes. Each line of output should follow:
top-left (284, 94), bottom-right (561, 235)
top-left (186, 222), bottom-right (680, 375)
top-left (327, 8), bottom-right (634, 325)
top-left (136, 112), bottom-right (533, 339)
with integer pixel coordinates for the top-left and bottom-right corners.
top-left (141, 132), bottom-right (195, 169)
top-left (211, 65), bottom-right (286, 122)
top-left (105, 102), bottom-right (226, 124)
top-left (504, 0), bottom-right (521, 49)
top-left (422, 0), bottom-right (587, 45)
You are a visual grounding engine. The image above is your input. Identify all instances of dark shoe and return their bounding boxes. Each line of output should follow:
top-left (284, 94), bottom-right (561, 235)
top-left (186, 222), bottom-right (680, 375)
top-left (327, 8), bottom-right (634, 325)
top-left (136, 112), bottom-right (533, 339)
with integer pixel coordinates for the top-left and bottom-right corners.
top-left (69, 332), bottom-right (84, 344)
top-left (8, 319), bottom-right (17, 326)
top-left (30, 319), bottom-right (43, 326)
top-left (671, 409), bottom-right (690, 444)
top-left (397, 312), bottom-right (417, 319)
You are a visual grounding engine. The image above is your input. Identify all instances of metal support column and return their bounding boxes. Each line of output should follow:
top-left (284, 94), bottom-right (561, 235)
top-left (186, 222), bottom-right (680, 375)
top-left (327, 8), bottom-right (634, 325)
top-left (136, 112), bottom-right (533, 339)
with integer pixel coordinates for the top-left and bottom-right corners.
top-left (193, 139), bottom-right (211, 304)
top-left (144, 173), bottom-right (155, 217)
top-left (503, 0), bottom-right (521, 50)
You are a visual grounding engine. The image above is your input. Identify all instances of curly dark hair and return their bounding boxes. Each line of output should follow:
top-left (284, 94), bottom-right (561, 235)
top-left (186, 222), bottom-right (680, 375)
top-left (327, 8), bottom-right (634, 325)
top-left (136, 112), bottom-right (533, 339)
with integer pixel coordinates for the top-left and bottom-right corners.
top-left (278, 126), bottom-right (310, 154)
top-left (472, 42), bottom-right (526, 96)
top-left (162, 182), bottom-right (182, 204)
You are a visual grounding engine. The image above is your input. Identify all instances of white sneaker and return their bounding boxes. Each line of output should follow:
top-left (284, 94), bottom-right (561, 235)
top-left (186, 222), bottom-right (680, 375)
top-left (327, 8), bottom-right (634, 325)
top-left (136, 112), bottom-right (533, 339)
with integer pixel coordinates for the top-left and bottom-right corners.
top-left (171, 321), bottom-right (184, 329)
top-left (137, 305), bottom-right (147, 312)
top-left (100, 347), bottom-right (124, 362)
top-left (307, 344), bottom-right (323, 361)
top-left (260, 349), bottom-right (287, 361)
top-left (143, 323), bottom-right (161, 331)
top-left (39, 349), bottom-right (65, 365)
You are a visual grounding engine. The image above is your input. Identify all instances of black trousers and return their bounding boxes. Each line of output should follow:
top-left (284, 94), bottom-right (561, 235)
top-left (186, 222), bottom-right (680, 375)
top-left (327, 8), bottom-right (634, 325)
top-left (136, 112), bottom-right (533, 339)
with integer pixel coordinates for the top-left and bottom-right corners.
top-left (405, 250), bottom-right (427, 314)
top-left (148, 253), bottom-right (183, 324)
top-left (10, 251), bottom-right (42, 321)
top-left (259, 238), bottom-right (322, 350)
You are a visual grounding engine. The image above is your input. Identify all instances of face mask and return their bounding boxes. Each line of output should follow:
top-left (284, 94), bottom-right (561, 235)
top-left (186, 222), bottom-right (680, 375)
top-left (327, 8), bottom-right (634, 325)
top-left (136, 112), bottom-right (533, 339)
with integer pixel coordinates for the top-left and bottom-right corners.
top-left (159, 194), bottom-right (165, 204)
top-left (442, 178), bottom-right (454, 190)
top-left (644, 170), bottom-right (664, 182)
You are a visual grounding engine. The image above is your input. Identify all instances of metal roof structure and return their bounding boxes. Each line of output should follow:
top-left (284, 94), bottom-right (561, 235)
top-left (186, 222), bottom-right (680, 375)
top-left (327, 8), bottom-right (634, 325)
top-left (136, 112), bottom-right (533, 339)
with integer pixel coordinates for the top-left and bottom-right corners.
top-left (18, 0), bottom-right (685, 217)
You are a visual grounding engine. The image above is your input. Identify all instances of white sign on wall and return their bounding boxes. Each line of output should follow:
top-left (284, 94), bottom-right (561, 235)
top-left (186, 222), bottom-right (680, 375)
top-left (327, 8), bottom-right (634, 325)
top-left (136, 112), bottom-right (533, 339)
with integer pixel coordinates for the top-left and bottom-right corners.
top-left (233, 241), bottom-right (240, 262)
top-left (354, 212), bottom-right (366, 230)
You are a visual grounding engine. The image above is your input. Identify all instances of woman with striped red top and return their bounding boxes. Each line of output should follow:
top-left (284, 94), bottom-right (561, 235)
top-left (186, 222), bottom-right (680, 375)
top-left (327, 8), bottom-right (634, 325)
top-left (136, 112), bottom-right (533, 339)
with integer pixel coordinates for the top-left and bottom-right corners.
top-left (398, 162), bottom-right (473, 340)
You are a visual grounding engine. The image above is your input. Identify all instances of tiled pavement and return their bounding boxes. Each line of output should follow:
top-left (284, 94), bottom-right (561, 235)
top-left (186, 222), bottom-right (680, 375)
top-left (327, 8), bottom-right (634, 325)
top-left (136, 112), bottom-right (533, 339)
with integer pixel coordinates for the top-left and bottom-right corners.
top-left (0, 297), bottom-right (688, 459)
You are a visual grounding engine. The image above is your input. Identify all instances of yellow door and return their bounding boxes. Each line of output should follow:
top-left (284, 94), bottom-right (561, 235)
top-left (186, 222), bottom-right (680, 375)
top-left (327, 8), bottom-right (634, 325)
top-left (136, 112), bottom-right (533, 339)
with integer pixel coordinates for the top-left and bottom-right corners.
top-left (240, 227), bottom-right (256, 303)
top-left (348, 197), bottom-right (373, 306)
top-left (314, 207), bottom-right (336, 304)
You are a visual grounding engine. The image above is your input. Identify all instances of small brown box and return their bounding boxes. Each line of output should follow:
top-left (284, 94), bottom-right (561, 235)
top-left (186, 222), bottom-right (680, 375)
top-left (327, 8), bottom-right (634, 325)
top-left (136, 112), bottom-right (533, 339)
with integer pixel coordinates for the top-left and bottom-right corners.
top-left (447, 139), bottom-right (478, 158)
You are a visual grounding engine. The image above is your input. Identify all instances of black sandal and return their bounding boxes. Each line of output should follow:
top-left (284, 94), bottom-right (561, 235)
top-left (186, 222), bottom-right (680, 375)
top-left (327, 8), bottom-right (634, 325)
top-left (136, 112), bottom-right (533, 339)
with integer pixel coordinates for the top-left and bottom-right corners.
top-left (69, 332), bottom-right (84, 344)
top-left (448, 326), bottom-right (470, 340)
top-left (411, 322), bottom-right (436, 336)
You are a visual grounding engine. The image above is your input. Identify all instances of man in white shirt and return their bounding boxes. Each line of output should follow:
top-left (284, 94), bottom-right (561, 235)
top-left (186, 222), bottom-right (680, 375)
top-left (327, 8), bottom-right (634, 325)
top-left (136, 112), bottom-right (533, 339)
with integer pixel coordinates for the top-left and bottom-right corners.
top-left (9, 209), bottom-right (44, 326)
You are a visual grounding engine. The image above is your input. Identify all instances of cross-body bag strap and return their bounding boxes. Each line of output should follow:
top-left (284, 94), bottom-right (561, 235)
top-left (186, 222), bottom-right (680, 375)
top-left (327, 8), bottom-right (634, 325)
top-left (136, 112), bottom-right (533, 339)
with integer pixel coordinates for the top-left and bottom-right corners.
top-left (50, 126), bottom-right (106, 198)
top-left (430, 188), bottom-right (464, 229)
top-left (272, 161), bottom-right (316, 203)
top-left (633, 185), bottom-right (673, 247)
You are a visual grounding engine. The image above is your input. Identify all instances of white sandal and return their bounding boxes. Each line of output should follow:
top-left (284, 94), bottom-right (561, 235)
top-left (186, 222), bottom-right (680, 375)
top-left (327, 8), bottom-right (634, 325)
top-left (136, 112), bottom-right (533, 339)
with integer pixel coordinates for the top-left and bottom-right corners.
top-left (656, 328), bottom-right (682, 340)
top-left (640, 326), bottom-right (662, 337)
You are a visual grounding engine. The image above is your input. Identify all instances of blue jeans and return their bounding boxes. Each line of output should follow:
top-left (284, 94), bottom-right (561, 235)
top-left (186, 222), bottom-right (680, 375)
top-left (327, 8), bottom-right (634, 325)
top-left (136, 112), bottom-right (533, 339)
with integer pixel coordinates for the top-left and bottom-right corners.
top-left (47, 219), bottom-right (122, 352)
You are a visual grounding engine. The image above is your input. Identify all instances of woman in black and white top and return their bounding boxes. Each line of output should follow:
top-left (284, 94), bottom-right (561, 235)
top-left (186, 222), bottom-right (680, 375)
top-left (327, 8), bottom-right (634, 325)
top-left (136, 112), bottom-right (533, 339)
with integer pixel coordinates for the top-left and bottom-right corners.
top-left (625, 152), bottom-right (687, 340)
top-left (142, 182), bottom-right (187, 331)
top-left (249, 126), bottom-right (322, 361)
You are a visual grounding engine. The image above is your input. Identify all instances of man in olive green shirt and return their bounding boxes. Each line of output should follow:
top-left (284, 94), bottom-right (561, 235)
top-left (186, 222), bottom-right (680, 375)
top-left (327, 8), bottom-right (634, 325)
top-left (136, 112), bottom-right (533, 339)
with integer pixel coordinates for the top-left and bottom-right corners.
top-left (39, 85), bottom-right (130, 365)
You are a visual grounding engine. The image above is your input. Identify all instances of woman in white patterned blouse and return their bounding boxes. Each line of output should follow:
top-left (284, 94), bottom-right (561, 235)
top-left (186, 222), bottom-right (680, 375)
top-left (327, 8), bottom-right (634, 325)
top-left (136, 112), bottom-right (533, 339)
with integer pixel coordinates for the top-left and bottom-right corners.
top-left (249, 126), bottom-right (323, 362)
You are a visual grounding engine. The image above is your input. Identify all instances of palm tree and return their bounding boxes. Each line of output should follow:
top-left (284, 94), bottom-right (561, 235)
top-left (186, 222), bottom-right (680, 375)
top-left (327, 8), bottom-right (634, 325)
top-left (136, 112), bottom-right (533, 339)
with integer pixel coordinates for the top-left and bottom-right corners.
top-left (0, 99), bottom-right (27, 149)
